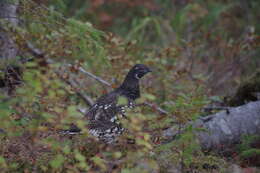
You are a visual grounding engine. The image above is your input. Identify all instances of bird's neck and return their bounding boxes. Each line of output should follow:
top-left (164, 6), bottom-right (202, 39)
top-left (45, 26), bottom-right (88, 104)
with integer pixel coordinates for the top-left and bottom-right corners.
top-left (119, 74), bottom-right (140, 100)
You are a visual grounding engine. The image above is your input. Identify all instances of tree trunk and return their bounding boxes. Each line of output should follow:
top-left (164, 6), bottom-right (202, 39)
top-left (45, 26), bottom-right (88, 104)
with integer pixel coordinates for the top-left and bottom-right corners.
top-left (194, 101), bottom-right (260, 152)
top-left (163, 101), bottom-right (260, 152)
top-left (0, 0), bottom-right (19, 60)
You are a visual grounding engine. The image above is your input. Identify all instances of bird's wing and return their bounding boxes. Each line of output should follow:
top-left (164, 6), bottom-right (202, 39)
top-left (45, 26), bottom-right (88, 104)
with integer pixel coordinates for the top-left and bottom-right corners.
top-left (85, 90), bottom-right (128, 122)
top-left (87, 119), bottom-right (124, 143)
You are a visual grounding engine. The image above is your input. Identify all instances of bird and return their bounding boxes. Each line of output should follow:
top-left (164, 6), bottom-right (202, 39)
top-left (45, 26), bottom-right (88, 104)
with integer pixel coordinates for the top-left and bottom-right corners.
top-left (62, 64), bottom-right (151, 143)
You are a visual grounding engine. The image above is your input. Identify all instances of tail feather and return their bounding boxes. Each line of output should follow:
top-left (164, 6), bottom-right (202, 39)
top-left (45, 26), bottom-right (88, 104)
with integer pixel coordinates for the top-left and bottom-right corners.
top-left (59, 124), bottom-right (81, 135)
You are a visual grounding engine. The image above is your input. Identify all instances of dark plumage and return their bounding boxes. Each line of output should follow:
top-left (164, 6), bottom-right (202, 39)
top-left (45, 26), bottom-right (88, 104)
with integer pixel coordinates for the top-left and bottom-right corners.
top-left (63, 64), bottom-right (151, 143)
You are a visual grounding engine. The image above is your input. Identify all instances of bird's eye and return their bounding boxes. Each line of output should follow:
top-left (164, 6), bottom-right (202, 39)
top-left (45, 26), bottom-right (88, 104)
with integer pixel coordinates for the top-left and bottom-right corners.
top-left (135, 73), bottom-right (141, 79)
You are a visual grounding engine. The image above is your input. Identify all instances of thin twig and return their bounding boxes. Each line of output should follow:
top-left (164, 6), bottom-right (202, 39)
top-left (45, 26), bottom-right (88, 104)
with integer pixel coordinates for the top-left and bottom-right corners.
top-left (66, 79), bottom-right (94, 106)
top-left (0, 16), bottom-right (19, 19)
top-left (202, 106), bottom-right (231, 114)
top-left (65, 64), bottom-right (111, 87)
top-left (78, 67), bottom-right (111, 87)
top-left (26, 41), bottom-right (44, 56)
top-left (77, 108), bottom-right (87, 115)
top-left (143, 102), bottom-right (168, 115)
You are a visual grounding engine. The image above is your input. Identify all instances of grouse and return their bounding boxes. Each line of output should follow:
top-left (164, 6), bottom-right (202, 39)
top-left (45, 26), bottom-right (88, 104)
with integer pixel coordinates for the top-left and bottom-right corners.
top-left (63, 64), bottom-right (151, 143)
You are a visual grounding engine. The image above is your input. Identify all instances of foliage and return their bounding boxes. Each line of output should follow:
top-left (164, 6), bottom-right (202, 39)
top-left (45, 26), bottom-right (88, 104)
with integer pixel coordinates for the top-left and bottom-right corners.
top-left (46, 0), bottom-right (260, 95)
top-left (0, 0), bottom-right (259, 172)
top-left (237, 135), bottom-right (260, 166)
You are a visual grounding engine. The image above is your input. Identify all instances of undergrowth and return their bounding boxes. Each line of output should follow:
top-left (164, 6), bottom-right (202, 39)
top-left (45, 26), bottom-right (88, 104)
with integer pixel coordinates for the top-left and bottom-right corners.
top-left (0, 0), bottom-right (259, 172)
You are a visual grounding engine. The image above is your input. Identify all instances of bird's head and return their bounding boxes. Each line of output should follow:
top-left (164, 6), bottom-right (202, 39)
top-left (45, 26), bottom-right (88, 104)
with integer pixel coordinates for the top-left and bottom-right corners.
top-left (120, 64), bottom-right (151, 99)
top-left (129, 64), bottom-right (152, 79)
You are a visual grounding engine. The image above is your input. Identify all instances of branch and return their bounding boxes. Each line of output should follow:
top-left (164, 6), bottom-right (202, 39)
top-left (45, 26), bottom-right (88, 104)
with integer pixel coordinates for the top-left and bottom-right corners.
top-left (143, 102), bottom-right (168, 115)
top-left (65, 64), bottom-right (111, 87)
top-left (66, 78), bottom-right (94, 106)
top-left (78, 67), bottom-right (111, 87)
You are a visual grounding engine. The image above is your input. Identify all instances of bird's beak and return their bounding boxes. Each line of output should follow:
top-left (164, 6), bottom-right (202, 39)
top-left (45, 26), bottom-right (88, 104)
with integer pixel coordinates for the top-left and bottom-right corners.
top-left (146, 68), bottom-right (152, 73)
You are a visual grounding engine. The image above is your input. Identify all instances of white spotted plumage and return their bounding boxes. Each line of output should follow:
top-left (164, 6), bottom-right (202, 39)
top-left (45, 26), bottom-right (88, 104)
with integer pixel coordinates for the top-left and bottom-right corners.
top-left (62, 64), bottom-right (151, 144)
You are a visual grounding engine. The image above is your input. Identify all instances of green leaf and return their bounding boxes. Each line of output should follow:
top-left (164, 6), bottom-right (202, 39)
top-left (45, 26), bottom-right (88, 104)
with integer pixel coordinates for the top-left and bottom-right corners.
top-left (0, 156), bottom-right (6, 167)
top-left (75, 152), bottom-right (86, 162)
top-left (113, 152), bottom-right (122, 159)
top-left (121, 169), bottom-right (132, 173)
top-left (50, 154), bottom-right (65, 169)
top-left (91, 156), bottom-right (106, 170)
top-left (117, 96), bottom-right (128, 105)
top-left (144, 94), bottom-right (156, 101)
top-left (62, 145), bottom-right (71, 155)
top-left (126, 17), bottom-right (152, 41)
top-left (240, 149), bottom-right (260, 159)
